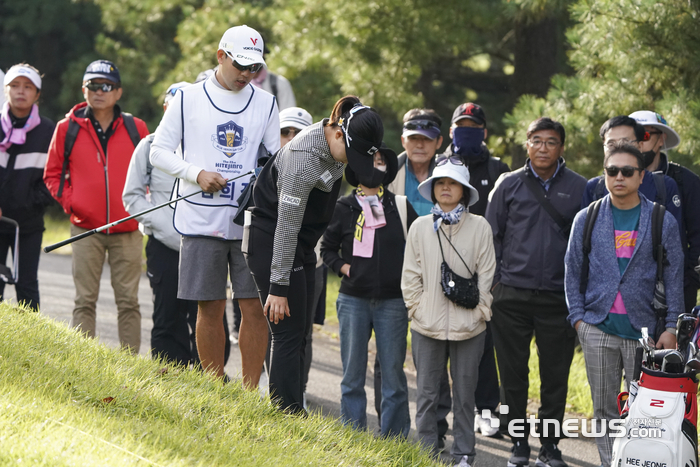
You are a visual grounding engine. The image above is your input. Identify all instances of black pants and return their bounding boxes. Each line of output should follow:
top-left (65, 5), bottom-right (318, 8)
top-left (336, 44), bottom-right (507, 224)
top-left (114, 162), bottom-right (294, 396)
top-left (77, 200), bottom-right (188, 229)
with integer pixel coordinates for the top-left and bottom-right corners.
top-left (245, 225), bottom-right (315, 413)
top-left (0, 228), bottom-right (42, 311)
top-left (146, 236), bottom-right (231, 366)
top-left (491, 284), bottom-right (575, 445)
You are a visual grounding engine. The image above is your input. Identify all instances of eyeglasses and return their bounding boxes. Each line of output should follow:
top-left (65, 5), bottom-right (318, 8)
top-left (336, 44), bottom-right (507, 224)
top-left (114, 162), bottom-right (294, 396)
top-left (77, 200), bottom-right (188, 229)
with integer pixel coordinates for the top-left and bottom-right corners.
top-left (528, 139), bottom-right (561, 150)
top-left (83, 81), bottom-right (119, 92)
top-left (436, 155), bottom-right (464, 167)
top-left (604, 165), bottom-right (643, 177)
top-left (642, 130), bottom-right (663, 142)
top-left (225, 52), bottom-right (263, 73)
top-left (603, 139), bottom-right (637, 150)
top-left (403, 119), bottom-right (440, 131)
top-left (281, 127), bottom-right (302, 137)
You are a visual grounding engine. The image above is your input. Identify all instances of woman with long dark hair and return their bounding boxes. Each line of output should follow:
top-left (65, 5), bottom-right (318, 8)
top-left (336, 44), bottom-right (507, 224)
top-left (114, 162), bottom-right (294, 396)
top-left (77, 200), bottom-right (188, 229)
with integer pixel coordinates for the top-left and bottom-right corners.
top-left (0, 64), bottom-right (55, 311)
top-left (244, 95), bottom-right (384, 414)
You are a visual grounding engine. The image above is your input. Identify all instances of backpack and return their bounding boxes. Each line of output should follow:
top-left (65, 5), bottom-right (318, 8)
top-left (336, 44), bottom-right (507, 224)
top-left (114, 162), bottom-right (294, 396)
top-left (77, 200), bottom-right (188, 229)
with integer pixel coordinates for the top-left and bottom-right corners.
top-left (593, 171), bottom-right (667, 205)
top-left (579, 199), bottom-right (666, 294)
top-left (57, 112), bottom-right (141, 198)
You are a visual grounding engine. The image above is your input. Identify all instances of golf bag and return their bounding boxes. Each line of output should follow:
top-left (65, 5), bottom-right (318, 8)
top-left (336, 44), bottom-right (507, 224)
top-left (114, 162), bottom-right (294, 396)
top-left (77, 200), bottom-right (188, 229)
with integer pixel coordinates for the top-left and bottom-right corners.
top-left (612, 310), bottom-right (700, 467)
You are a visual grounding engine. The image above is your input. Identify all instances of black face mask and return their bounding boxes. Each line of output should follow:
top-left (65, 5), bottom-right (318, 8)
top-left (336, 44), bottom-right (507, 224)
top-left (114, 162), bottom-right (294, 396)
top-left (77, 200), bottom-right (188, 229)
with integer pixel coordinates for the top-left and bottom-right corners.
top-left (641, 150), bottom-right (656, 168)
top-left (357, 168), bottom-right (386, 188)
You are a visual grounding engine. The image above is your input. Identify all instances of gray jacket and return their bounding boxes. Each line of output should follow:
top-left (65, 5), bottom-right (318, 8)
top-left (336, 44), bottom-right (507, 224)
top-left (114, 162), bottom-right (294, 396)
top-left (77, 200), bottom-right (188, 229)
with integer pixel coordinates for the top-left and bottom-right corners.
top-left (122, 134), bottom-right (180, 251)
top-left (485, 159), bottom-right (587, 291)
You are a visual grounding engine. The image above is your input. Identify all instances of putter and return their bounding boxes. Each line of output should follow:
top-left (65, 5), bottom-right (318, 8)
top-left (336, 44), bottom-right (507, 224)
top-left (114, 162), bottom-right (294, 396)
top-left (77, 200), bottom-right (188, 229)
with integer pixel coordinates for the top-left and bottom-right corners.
top-left (43, 170), bottom-right (254, 253)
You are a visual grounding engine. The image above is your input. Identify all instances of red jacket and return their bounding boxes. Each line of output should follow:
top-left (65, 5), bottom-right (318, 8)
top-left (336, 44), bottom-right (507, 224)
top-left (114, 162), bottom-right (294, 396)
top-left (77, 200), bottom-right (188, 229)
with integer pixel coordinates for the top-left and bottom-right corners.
top-left (44, 102), bottom-right (149, 232)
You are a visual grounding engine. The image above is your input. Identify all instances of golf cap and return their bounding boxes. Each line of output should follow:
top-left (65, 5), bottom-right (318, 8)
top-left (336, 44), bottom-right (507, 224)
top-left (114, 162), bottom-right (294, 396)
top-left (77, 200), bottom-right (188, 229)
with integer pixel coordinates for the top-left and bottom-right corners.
top-left (629, 110), bottom-right (681, 150)
top-left (342, 105), bottom-right (385, 188)
top-left (218, 25), bottom-right (266, 67)
top-left (451, 103), bottom-right (486, 126)
top-left (402, 117), bottom-right (441, 140)
top-left (164, 81), bottom-right (191, 105)
top-left (418, 159), bottom-right (479, 208)
top-left (279, 107), bottom-right (313, 130)
top-left (4, 64), bottom-right (42, 90)
top-left (83, 60), bottom-right (121, 84)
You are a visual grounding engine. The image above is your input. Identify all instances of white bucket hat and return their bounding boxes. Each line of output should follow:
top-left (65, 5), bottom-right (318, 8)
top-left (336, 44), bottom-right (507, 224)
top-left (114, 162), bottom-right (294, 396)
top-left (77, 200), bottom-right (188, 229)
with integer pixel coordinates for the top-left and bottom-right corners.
top-left (629, 110), bottom-right (681, 150)
top-left (418, 157), bottom-right (479, 207)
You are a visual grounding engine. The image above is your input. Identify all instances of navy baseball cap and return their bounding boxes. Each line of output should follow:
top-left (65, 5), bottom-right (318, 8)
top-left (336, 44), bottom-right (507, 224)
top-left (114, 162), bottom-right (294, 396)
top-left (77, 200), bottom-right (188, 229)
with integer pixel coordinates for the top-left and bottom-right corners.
top-left (83, 60), bottom-right (121, 84)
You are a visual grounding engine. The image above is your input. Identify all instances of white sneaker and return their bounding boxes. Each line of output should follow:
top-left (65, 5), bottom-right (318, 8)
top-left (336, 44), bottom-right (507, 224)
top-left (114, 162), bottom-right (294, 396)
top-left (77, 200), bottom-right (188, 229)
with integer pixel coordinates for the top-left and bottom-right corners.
top-left (453, 455), bottom-right (472, 467)
top-left (475, 412), bottom-right (499, 437)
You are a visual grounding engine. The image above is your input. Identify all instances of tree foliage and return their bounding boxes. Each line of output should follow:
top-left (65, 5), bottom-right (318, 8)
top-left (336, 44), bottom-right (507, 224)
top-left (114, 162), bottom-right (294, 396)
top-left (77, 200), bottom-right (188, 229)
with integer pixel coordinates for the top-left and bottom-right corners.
top-left (505, 0), bottom-right (700, 178)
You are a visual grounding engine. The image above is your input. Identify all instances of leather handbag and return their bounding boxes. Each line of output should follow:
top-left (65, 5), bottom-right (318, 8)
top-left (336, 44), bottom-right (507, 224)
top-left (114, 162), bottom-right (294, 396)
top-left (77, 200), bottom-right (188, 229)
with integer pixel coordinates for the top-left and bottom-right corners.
top-left (437, 227), bottom-right (480, 309)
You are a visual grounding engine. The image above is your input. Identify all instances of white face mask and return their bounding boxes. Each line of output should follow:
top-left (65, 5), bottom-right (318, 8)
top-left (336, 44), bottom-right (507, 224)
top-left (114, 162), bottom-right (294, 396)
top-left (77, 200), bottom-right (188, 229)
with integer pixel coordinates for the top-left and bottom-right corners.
top-left (375, 164), bottom-right (387, 172)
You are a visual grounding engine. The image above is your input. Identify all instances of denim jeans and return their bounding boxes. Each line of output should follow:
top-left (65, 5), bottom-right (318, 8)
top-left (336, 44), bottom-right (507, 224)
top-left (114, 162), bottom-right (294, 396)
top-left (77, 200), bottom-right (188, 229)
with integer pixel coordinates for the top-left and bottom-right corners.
top-left (336, 293), bottom-right (410, 437)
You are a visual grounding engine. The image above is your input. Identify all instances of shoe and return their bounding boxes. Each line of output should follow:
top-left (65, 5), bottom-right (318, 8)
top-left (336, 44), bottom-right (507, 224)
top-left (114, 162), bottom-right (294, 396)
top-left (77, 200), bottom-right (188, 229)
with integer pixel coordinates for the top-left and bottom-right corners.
top-left (454, 455), bottom-right (472, 467)
top-left (535, 443), bottom-right (568, 467)
top-left (508, 440), bottom-right (530, 467)
top-left (475, 411), bottom-right (500, 437)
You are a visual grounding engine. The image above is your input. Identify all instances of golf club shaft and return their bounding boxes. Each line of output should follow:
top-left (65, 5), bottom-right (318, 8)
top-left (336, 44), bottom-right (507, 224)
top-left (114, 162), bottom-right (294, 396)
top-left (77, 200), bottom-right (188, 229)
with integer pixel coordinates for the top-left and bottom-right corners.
top-left (43, 171), bottom-right (253, 253)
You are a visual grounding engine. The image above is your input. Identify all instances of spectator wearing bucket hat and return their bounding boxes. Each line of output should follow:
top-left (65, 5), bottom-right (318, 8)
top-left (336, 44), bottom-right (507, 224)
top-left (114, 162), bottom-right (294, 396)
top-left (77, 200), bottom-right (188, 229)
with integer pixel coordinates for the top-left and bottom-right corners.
top-left (402, 155), bottom-right (495, 466)
top-left (388, 108), bottom-right (444, 216)
top-left (629, 110), bottom-right (700, 313)
top-left (150, 25), bottom-right (279, 387)
top-left (440, 102), bottom-right (509, 439)
top-left (485, 117), bottom-right (587, 467)
top-left (44, 59), bottom-right (149, 353)
top-left (0, 64), bottom-right (55, 311)
top-left (245, 96), bottom-right (384, 414)
top-left (321, 142), bottom-right (416, 438)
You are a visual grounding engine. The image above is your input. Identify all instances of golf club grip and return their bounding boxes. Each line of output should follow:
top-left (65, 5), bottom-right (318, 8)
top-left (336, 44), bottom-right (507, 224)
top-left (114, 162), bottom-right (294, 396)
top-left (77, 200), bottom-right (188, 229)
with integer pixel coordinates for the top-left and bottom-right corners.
top-left (43, 229), bottom-right (96, 253)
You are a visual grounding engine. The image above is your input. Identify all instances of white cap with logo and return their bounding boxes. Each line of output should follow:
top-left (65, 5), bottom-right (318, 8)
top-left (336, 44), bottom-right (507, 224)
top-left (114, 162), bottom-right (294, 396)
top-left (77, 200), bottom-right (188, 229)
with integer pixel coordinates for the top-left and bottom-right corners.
top-left (218, 25), bottom-right (266, 67)
top-left (279, 107), bottom-right (313, 130)
top-left (4, 64), bottom-right (42, 90)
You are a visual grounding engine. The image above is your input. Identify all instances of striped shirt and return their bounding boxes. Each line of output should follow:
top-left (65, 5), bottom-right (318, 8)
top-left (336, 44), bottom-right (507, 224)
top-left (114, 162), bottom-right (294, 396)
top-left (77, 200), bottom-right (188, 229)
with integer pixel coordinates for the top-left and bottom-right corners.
top-left (251, 119), bottom-right (345, 296)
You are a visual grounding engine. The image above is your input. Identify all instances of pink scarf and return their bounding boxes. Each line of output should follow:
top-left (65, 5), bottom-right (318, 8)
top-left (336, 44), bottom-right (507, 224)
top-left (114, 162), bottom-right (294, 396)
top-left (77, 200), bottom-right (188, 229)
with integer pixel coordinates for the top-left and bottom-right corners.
top-left (352, 186), bottom-right (386, 258)
top-left (251, 68), bottom-right (268, 88)
top-left (0, 103), bottom-right (41, 152)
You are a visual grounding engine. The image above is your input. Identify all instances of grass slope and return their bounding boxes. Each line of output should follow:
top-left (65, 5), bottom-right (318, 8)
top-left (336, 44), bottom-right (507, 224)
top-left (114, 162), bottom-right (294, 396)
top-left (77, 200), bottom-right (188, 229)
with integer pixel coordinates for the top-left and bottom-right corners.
top-left (0, 304), bottom-right (438, 466)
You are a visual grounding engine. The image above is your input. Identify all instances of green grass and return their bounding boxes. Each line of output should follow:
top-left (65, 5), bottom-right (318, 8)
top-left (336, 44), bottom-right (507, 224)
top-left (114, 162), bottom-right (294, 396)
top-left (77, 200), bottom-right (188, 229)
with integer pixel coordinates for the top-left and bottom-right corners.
top-left (43, 213), bottom-right (72, 255)
top-left (0, 303), bottom-right (438, 466)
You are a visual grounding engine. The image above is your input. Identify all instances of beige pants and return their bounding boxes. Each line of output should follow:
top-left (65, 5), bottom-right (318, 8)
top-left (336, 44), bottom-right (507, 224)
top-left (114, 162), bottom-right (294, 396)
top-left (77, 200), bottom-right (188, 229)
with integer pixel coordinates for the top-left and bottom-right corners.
top-left (70, 225), bottom-right (143, 354)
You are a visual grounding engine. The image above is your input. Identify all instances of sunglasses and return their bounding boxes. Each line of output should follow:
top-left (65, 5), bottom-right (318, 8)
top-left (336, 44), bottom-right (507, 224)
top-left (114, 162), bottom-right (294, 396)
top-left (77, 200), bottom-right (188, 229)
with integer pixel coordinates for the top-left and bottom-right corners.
top-left (403, 119), bottom-right (440, 131)
top-left (84, 81), bottom-right (119, 92)
top-left (225, 52), bottom-right (263, 73)
top-left (281, 127), bottom-right (302, 137)
top-left (436, 155), bottom-right (464, 167)
top-left (642, 130), bottom-right (663, 142)
top-left (604, 165), bottom-right (643, 177)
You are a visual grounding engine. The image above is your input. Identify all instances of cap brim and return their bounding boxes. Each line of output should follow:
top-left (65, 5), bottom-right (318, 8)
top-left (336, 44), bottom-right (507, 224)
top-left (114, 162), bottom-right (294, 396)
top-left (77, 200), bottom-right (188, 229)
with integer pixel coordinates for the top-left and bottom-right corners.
top-left (452, 115), bottom-right (484, 126)
top-left (403, 128), bottom-right (441, 140)
top-left (230, 53), bottom-right (266, 67)
top-left (83, 73), bottom-right (119, 83)
top-left (280, 121), bottom-right (307, 130)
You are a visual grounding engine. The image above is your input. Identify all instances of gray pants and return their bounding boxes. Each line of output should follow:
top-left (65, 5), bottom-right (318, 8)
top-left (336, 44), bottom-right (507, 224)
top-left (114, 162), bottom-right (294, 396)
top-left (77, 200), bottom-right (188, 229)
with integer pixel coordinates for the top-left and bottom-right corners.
top-left (411, 329), bottom-right (485, 464)
top-left (578, 322), bottom-right (638, 467)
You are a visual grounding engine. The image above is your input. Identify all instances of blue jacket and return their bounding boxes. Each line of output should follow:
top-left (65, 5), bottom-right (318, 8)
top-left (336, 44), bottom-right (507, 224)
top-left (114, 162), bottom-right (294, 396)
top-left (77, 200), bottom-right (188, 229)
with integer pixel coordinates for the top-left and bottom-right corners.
top-left (565, 194), bottom-right (684, 336)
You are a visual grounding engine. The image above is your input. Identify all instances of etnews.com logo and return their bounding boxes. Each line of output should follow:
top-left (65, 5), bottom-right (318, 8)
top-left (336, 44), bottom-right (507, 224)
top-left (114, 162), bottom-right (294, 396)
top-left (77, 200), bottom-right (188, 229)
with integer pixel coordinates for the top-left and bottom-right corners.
top-left (483, 406), bottom-right (663, 439)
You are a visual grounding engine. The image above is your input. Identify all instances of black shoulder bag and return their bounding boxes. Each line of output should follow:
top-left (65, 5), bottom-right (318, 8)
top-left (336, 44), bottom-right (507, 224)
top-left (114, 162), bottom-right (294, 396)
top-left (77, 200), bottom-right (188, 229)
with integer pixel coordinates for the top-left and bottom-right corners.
top-left (437, 227), bottom-right (480, 309)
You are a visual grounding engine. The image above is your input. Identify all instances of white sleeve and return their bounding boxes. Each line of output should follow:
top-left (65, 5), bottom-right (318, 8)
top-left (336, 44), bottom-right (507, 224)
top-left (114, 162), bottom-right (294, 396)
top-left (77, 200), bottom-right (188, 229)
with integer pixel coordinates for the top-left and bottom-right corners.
top-left (122, 136), bottom-right (154, 226)
top-left (264, 99), bottom-right (281, 154)
top-left (150, 89), bottom-right (204, 184)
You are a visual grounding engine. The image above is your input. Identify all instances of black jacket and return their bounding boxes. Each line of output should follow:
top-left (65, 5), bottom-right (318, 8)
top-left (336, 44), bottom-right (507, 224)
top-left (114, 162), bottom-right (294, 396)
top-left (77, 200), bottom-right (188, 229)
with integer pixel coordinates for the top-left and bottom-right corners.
top-left (658, 152), bottom-right (700, 287)
top-left (0, 115), bottom-right (55, 234)
top-left (442, 144), bottom-right (510, 216)
top-left (485, 158), bottom-right (587, 291)
top-left (321, 190), bottom-right (418, 300)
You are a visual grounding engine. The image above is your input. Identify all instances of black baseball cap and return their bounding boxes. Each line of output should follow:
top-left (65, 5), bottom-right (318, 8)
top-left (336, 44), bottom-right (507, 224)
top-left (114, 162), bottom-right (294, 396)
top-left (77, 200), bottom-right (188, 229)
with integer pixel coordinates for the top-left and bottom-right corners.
top-left (451, 103), bottom-right (486, 126)
top-left (342, 106), bottom-right (385, 188)
top-left (83, 60), bottom-right (121, 84)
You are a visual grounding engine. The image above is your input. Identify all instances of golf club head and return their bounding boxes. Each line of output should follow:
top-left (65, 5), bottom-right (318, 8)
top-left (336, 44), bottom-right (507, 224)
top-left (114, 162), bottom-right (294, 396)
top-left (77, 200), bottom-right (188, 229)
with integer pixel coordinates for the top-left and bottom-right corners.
top-left (676, 314), bottom-right (698, 361)
top-left (685, 358), bottom-right (700, 372)
top-left (661, 350), bottom-right (684, 373)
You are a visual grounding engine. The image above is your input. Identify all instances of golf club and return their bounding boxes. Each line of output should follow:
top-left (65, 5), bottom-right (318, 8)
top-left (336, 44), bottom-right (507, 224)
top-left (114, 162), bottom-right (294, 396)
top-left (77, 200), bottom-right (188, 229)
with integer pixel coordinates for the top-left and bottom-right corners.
top-left (43, 170), bottom-right (254, 253)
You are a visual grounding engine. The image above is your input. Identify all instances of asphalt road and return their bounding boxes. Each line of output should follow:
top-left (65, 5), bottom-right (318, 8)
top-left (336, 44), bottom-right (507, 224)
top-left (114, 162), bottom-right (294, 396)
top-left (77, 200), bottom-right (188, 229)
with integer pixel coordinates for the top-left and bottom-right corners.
top-left (4, 251), bottom-right (602, 466)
